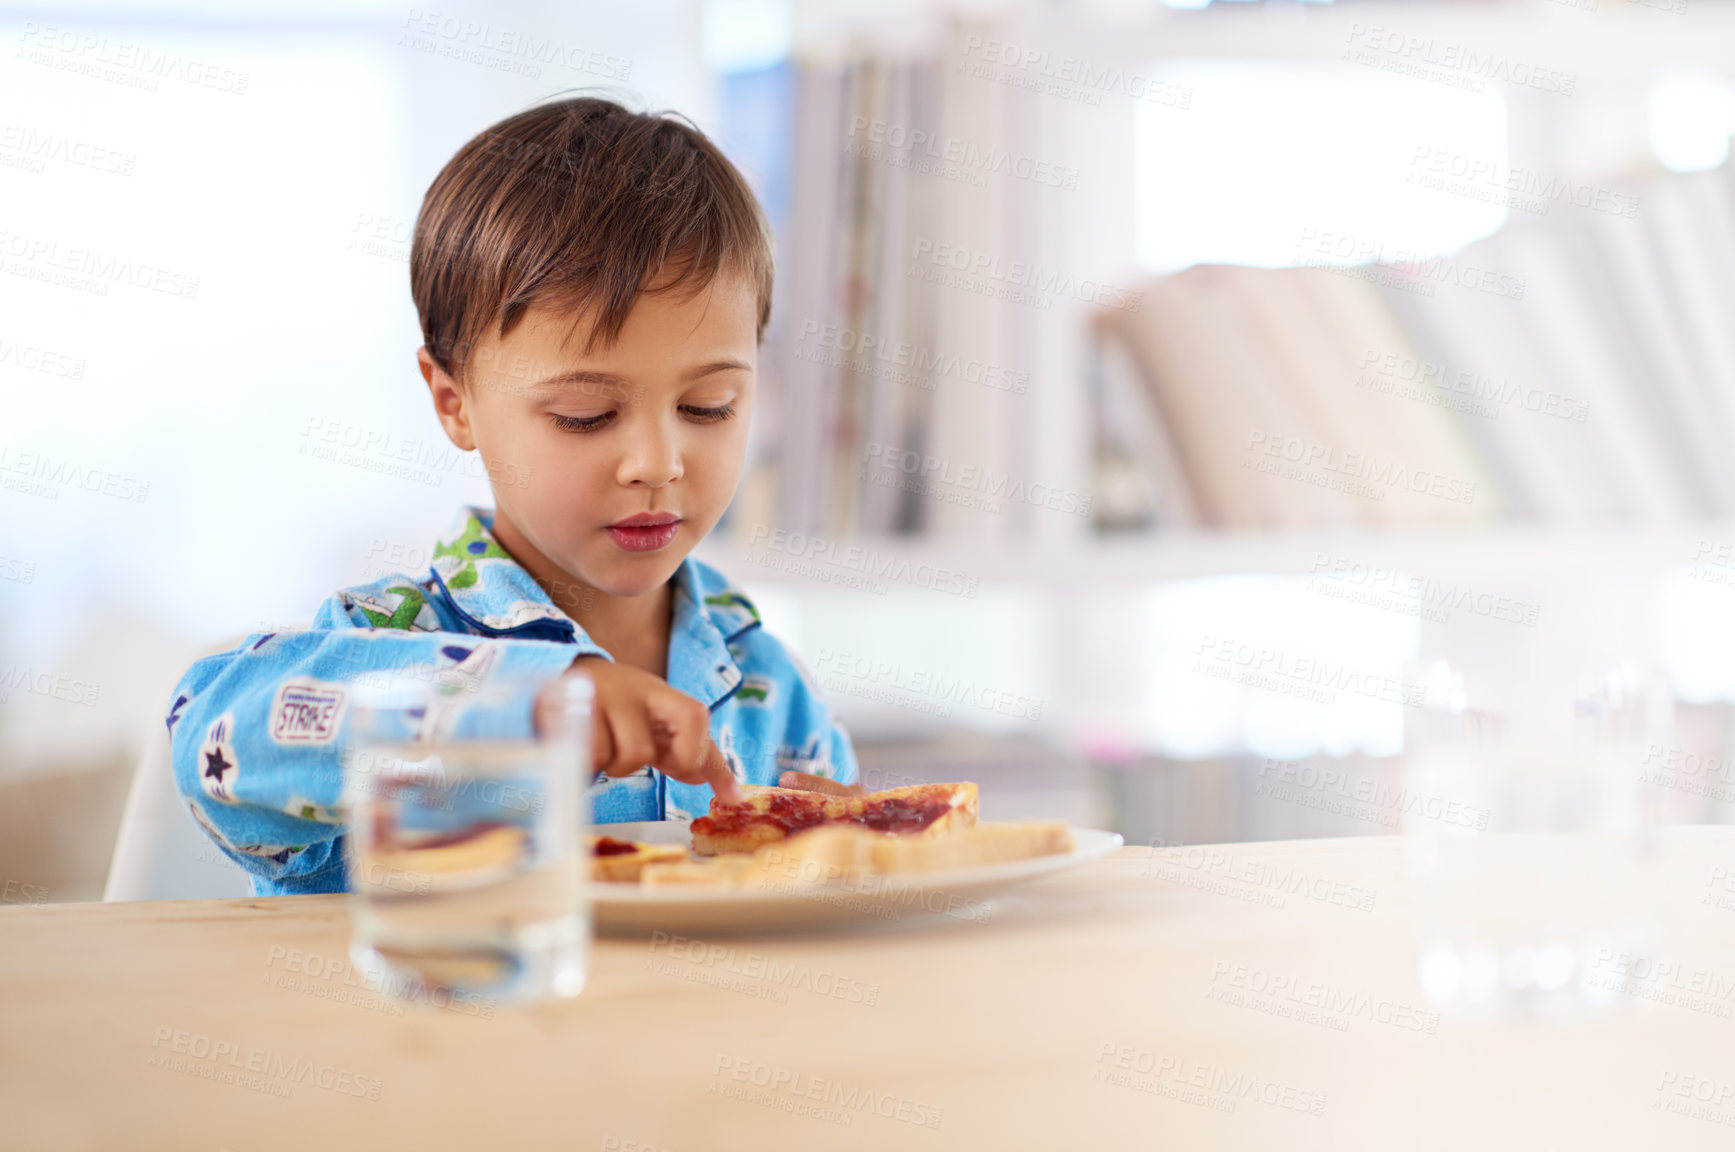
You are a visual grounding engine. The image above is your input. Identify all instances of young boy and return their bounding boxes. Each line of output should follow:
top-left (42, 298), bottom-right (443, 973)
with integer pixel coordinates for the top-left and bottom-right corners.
top-left (165, 96), bottom-right (861, 896)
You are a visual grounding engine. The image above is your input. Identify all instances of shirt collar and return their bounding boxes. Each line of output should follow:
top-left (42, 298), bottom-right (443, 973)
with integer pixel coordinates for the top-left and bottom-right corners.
top-left (666, 544), bottom-right (764, 710)
top-left (428, 505), bottom-right (763, 707)
top-left (428, 506), bottom-right (575, 637)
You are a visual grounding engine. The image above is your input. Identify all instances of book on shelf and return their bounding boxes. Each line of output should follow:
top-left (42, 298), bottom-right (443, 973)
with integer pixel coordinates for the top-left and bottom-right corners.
top-left (1089, 154), bottom-right (1735, 530)
top-left (721, 40), bottom-right (1735, 542)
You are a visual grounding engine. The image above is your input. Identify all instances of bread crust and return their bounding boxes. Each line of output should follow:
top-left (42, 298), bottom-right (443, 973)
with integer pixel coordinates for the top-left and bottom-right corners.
top-left (588, 835), bottom-right (688, 882)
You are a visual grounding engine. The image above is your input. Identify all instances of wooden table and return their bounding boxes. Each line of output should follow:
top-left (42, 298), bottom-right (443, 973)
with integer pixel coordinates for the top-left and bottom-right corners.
top-left (6, 829), bottom-right (1735, 1151)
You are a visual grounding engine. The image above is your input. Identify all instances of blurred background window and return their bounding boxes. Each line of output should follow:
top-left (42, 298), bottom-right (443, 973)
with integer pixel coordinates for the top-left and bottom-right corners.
top-left (1135, 60), bottom-right (1510, 272)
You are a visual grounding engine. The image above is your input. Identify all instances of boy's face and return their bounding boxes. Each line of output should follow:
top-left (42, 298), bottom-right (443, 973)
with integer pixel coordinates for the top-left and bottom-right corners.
top-left (421, 270), bottom-right (757, 602)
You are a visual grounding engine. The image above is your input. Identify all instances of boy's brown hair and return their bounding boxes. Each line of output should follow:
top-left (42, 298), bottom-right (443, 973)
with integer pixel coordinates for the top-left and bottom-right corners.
top-left (411, 95), bottom-right (774, 382)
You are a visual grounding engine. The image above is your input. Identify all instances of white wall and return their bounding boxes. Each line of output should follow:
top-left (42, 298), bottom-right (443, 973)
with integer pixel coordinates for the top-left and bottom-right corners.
top-left (0, 0), bottom-right (708, 774)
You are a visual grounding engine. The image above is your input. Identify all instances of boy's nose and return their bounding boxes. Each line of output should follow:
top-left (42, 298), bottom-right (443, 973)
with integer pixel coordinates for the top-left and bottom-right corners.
top-left (617, 434), bottom-right (683, 487)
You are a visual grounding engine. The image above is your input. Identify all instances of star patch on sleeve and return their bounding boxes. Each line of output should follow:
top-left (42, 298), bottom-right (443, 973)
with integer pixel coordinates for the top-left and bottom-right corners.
top-left (198, 712), bottom-right (241, 804)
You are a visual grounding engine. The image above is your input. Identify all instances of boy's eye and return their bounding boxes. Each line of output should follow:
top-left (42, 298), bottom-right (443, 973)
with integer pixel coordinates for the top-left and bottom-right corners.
top-left (682, 401), bottom-right (736, 423)
top-left (549, 403), bottom-right (736, 434)
top-left (551, 412), bottom-right (612, 432)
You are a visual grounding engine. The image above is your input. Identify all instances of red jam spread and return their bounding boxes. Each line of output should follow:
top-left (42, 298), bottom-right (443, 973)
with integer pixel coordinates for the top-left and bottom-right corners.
top-left (853, 796), bottom-right (952, 833)
top-left (692, 793), bottom-right (951, 837)
top-left (692, 792), bottom-right (827, 837)
top-left (592, 836), bottom-right (639, 857)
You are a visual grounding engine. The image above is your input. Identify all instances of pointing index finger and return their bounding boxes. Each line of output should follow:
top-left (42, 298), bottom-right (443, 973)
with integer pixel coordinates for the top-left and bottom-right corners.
top-left (701, 739), bottom-right (743, 806)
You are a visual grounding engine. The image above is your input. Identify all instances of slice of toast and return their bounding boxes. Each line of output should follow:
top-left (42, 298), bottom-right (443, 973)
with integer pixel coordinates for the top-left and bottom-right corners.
top-left (688, 782), bottom-right (979, 856)
top-left (588, 834), bottom-right (689, 883)
top-left (637, 854), bottom-right (760, 887)
top-left (641, 820), bottom-right (1074, 888)
top-left (863, 820), bottom-right (1073, 873)
top-left (761, 820), bottom-right (1075, 877)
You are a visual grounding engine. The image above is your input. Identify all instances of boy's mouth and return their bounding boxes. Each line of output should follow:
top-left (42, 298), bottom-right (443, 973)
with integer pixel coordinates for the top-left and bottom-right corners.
top-left (607, 513), bottom-right (681, 553)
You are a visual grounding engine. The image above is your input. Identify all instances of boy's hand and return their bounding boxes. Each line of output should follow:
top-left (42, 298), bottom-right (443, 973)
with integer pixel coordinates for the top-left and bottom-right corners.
top-left (555, 656), bottom-right (742, 805)
top-left (778, 770), bottom-right (864, 798)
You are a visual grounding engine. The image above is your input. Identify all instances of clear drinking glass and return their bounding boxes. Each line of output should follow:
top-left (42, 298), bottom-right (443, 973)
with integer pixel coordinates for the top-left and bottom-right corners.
top-left (1402, 655), bottom-right (1670, 1018)
top-left (341, 667), bottom-right (593, 1005)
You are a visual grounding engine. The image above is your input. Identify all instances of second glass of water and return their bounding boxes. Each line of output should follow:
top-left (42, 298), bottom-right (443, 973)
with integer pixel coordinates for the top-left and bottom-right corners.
top-left (1403, 656), bottom-right (1670, 1018)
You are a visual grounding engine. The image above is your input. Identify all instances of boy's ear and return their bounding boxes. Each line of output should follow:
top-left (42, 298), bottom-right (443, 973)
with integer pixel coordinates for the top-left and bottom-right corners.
top-left (418, 346), bottom-right (476, 452)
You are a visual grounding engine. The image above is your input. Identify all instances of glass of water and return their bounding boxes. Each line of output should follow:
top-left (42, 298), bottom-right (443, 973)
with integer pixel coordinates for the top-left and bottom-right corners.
top-left (341, 666), bottom-right (593, 1006)
top-left (1402, 654), bottom-right (1670, 1018)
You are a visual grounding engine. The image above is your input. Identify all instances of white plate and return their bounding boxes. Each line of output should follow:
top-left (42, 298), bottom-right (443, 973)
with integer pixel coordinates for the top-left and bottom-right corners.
top-left (590, 820), bottom-right (1123, 935)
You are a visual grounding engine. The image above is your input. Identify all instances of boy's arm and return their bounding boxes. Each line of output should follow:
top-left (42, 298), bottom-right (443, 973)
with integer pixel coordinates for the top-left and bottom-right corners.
top-left (165, 590), bottom-right (607, 895)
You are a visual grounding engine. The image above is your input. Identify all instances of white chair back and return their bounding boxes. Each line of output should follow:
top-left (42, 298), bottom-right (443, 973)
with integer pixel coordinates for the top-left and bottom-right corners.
top-left (103, 634), bottom-right (266, 901)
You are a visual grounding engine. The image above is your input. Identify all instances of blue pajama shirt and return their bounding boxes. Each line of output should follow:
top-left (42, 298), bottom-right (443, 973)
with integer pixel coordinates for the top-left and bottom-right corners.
top-left (165, 505), bottom-right (860, 896)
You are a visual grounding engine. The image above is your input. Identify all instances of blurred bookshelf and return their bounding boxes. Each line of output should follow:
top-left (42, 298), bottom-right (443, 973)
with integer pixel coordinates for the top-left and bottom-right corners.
top-left (719, 3), bottom-right (1735, 549)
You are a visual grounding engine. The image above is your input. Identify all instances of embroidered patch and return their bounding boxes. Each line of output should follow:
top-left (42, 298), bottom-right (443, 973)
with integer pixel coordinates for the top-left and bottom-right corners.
top-left (268, 678), bottom-right (349, 745)
top-left (735, 674), bottom-right (774, 705)
top-left (704, 590), bottom-right (761, 628)
top-left (354, 585), bottom-right (432, 631)
top-left (438, 642), bottom-right (498, 691)
top-left (775, 731), bottom-right (833, 778)
top-left (198, 713), bottom-right (240, 804)
top-left (432, 513), bottom-right (512, 589)
top-left (284, 796), bottom-right (340, 823)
